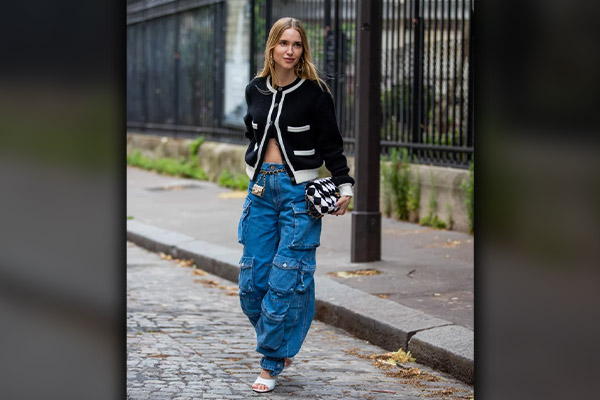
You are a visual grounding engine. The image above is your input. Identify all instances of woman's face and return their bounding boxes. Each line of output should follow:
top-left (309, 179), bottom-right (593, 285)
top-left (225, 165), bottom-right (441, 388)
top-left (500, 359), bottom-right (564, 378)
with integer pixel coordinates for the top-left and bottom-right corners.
top-left (272, 28), bottom-right (303, 74)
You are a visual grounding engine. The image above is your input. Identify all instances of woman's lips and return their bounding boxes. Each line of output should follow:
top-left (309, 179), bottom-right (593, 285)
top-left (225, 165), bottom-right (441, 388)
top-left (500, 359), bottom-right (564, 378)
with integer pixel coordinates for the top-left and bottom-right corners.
top-left (284, 58), bottom-right (295, 63)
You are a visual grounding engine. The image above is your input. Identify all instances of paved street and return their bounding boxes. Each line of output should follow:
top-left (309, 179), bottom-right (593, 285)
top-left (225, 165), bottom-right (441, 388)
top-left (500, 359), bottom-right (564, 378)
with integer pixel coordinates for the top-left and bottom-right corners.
top-left (127, 242), bottom-right (473, 399)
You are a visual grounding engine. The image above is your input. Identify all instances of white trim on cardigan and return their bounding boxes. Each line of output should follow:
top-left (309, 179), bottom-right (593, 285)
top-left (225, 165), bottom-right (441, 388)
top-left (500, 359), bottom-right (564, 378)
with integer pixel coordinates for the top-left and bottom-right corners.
top-left (288, 125), bottom-right (310, 132)
top-left (293, 149), bottom-right (315, 156)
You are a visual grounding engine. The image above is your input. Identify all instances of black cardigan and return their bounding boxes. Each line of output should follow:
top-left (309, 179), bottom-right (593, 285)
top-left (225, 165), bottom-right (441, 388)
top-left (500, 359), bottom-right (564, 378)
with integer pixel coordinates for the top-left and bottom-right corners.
top-left (243, 75), bottom-right (355, 187)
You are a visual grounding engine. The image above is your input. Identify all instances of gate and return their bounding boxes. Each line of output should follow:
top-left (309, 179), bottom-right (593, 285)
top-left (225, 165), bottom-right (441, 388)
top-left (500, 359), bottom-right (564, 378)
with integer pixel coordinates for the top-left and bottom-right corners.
top-left (250, 0), bottom-right (474, 167)
top-left (127, 0), bottom-right (240, 141)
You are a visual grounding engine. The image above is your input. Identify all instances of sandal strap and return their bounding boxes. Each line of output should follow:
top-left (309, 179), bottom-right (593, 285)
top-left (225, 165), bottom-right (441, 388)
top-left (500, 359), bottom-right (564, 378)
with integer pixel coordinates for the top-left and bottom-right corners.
top-left (253, 376), bottom-right (277, 389)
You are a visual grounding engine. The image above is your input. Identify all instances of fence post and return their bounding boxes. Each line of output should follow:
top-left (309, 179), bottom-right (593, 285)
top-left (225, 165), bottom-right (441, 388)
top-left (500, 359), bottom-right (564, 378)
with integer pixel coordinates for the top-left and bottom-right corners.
top-left (265, 0), bottom-right (272, 37)
top-left (249, 0), bottom-right (256, 81)
top-left (411, 0), bottom-right (424, 160)
top-left (351, 0), bottom-right (382, 263)
top-left (174, 13), bottom-right (180, 127)
top-left (467, 4), bottom-right (474, 161)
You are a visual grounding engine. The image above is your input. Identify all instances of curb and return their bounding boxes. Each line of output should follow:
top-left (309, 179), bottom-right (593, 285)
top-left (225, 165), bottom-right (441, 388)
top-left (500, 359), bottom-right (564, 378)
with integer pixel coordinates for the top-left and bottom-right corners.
top-left (127, 220), bottom-right (474, 384)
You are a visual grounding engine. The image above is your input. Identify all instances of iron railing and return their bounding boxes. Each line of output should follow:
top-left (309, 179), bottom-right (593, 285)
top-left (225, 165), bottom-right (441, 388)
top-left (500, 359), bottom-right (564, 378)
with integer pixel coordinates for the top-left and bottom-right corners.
top-left (127, 0), bottom-right (243, 143)
top-left (251, 0), bottom-right (474, 167)
top-left (127, 0), bottom-right (474, 167)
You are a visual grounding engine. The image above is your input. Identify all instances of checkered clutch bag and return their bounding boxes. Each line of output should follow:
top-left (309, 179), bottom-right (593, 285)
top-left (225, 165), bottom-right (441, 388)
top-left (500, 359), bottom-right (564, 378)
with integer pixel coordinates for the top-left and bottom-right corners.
top-left (305, 178), bottom-right (340, 218)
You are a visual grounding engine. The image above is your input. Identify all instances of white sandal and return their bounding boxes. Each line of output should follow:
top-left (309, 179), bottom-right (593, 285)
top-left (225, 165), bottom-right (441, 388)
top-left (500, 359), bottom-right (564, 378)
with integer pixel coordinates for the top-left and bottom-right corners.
top-left (252, 376), bottom-right (277, 393)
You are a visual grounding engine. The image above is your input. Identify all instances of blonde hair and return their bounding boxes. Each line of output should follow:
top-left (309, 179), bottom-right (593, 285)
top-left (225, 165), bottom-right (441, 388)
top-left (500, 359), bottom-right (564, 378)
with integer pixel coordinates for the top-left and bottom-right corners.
top-left (257, 17), bottom-right (330, 93)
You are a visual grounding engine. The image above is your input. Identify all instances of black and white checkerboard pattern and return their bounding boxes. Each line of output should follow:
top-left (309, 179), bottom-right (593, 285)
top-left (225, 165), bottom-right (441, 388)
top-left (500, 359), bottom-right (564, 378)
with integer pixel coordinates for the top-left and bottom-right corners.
top-left (305, 178), bottom-right (340, 216)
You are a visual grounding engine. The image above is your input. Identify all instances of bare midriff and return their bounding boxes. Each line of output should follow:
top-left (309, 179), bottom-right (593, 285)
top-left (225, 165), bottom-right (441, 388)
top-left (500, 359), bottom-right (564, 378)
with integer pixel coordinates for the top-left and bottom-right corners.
top-left (263, 138), bottom-right (284, 164)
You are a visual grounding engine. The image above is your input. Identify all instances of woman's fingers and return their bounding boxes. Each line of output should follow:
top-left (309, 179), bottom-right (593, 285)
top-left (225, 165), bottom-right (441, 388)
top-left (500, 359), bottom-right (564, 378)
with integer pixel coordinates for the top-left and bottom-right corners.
top-left (332, 196), bottom-right (351, 215)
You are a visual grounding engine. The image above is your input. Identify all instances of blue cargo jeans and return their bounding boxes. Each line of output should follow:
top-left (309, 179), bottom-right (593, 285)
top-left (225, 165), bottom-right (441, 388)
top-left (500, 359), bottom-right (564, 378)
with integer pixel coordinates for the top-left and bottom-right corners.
top-left (237, 162), bottom-right (322, 377)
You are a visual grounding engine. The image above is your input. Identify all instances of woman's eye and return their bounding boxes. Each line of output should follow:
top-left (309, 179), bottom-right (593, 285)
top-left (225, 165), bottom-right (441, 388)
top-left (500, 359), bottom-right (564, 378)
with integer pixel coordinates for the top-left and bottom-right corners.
top-left (280, 41), bottom-right (287, 46)
top-left (294, 43), bottom-right (302, 48)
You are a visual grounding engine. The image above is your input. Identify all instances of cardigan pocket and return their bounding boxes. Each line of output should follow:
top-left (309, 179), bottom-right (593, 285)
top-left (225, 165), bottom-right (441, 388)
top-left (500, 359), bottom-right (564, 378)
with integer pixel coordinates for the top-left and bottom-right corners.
top-left (293, 149), bottom-right (315, 156)
top-left (288, 124), bottom-right (310, 133)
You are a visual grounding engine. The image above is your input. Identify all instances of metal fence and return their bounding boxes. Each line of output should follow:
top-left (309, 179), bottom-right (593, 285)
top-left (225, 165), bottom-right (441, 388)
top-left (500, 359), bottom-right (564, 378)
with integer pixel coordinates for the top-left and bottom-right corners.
top-left (127, 0), bottom-right (244, 142)
top-left (127, 0), bottom-right (474, 167)
top-left (251, 0), bottom-right (474, 167)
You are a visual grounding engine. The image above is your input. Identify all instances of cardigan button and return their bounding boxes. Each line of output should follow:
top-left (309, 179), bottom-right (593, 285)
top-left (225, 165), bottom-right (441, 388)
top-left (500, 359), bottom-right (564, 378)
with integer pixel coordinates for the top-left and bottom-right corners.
top-left (278, 87), bottom-right (282, 91)
top-left (274, 103), bottom-right (278, 107)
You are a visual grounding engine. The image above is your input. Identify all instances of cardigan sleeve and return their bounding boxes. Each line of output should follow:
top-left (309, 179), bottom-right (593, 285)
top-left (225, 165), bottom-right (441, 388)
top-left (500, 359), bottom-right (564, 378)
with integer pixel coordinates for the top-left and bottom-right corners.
top-left (314, 90), bottom-right (355, 187)
top-left (243, 83), bottom-right (253, 140)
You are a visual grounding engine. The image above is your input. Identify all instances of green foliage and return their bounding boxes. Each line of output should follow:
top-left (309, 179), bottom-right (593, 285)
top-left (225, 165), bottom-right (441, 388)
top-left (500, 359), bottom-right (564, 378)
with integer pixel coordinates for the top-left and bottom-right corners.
top-left (126, 150), bottom-right (207, 181)
top-left (188, 136), bottom-right (205, 157)
top-left (154, 157), bottom-right (183, 176)
top-left (180, 159), bottom-right (208, 180)
top-left (381, 161), bottom-right (393, 218)
top-left (127, 142), bottom-right (250, 191)
top-left (127, 150), bottom-right (154, 169)
top-left (419, 214), bottom-right (447, 229)
top-left (419, 171), bottom-right (447, 229)
top-left (218, 170), bottom-right (250, 190)
top-left (462, 162), bottom-right (474, 234)
top-left (381, 148), bottom-right (420, 221)
top-left (407, 168), bottom-right (421, 214)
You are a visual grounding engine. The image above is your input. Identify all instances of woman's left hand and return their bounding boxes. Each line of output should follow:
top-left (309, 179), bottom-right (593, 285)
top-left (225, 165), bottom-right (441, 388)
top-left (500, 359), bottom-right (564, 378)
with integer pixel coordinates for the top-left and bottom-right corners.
top-left (331, 195), bottom-right (352, 216)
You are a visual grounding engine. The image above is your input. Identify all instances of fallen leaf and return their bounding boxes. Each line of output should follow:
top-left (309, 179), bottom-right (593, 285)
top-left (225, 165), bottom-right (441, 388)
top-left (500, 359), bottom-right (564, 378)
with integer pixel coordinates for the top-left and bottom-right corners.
top-left (328, 269), bottom-right (382, 278)
top-left (177, 259), bottom-right (195, 268)
top-left (147, 354), bottom-right (169, 358)
top-left (196, 279), bottom-right (219, 288)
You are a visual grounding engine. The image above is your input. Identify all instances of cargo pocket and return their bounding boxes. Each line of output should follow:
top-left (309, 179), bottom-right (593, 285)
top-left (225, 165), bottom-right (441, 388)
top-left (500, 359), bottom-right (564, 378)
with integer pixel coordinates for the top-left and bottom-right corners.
top-left (295, 260), bottom-right (316, 294)
top-left (268, 254), bottom-right (301, 294)
top-left (238, 256), bottom-right (254, 294)
top-left (289, 200), bottom-right (322, 250)
top-left (287, 259), bottom-right (316, 325)
top-left (237, 197), bottom-right (252, 245)
top-left (257, 301), bottom-right (287, 350)
top-left (257, 255), bottom-right (299, 350)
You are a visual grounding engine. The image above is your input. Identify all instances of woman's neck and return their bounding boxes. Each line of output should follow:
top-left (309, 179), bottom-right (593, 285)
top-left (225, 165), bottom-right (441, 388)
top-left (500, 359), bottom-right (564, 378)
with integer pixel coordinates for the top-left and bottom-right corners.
top-left (272, 68), bottom-right (297, 88)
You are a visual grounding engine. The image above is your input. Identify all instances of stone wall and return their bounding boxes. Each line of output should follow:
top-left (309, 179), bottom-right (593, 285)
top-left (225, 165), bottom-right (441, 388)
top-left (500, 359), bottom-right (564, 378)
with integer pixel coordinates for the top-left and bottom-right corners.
top-left (127, 132), bottom-right (471, 233)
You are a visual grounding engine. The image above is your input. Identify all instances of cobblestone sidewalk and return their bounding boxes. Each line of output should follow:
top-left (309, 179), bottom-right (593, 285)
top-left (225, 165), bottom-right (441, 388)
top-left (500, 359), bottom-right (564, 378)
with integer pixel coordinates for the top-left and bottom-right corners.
top-left (127, 242), bottom-right (474, 399)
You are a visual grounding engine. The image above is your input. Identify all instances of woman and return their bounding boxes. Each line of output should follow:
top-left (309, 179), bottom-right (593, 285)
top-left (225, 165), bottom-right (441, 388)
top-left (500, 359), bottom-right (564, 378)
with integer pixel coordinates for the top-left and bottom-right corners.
top-left (237, 17), bottom-right (354, 393)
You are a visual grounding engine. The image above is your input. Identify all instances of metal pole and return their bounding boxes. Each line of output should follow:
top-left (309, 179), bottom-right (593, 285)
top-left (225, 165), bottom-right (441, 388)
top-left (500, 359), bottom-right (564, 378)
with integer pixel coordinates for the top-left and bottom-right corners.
top-left (467, 3), bottom-right (474, 163)
top-left (351, 0), bottom-right (382, 263)
top-left (174, 13), bottom-right (180, 128)
top-left (324, 0), bottom-right (332, 88)
top-left (411, 0), bottom-right (424, 154)
top-left (249, 0), bottom-right (256, 81)
top-left (265, 0), bottom-right (272, 38)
